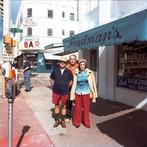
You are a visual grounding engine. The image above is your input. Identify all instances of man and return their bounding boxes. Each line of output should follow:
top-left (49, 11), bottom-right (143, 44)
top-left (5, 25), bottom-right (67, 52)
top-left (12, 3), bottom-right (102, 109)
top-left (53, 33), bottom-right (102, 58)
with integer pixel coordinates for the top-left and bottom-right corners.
top-left (50, 56), bottom-right (73, 128)
top-left (23, 59), bottom-right (31, 92)
top-left (65, 54), bottom-right (78, 123)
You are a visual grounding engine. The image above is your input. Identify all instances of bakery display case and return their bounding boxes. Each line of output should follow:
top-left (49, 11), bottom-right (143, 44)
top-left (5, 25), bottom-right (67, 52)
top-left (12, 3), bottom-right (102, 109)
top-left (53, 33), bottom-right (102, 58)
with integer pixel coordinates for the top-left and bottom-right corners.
top-left (117, 43), bottom-right (147, 92)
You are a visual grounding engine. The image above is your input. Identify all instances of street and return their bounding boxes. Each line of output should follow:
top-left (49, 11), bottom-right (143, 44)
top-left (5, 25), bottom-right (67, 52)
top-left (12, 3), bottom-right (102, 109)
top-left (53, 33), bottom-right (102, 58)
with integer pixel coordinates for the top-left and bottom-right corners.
top-left (0, 74), bottom-right (147, 147)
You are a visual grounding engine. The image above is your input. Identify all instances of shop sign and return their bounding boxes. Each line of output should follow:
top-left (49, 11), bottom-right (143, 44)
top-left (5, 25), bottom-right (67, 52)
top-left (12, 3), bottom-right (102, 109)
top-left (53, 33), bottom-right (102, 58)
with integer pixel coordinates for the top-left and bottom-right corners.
top-left (69, 26), bottom-right (122, 48)
top-left (63, 10), bottom-right (147, 52)
top-left (23, 18), bottom-right (37, 28)
top-left (117, 76), bottom-right (147, 92)
top-left (24, 38), bottom-right (40, 49)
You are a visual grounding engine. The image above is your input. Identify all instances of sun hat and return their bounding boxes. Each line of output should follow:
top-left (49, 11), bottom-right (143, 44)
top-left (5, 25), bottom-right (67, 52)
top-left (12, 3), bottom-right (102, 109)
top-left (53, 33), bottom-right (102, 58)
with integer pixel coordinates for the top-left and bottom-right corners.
top-left (59, 56), bottom-right (68, 62)
top-left (78, 59), bottom-right (87, 64)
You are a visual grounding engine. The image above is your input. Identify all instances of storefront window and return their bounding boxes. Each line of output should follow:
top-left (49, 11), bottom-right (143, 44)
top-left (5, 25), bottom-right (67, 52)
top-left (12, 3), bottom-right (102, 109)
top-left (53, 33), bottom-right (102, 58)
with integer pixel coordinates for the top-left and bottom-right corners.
top-left (117, 44), bottom-right (147, 92)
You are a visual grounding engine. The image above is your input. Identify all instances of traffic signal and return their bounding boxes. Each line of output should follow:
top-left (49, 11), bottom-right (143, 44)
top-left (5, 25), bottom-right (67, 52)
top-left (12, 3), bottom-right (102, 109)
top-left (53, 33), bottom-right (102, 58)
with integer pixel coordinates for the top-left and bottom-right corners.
top-left (3, 35), bottom-right (17, 53)
top-left (3, 35), bottom-right (11, 44)
top-left (11, 38), bottom-right (16, 47)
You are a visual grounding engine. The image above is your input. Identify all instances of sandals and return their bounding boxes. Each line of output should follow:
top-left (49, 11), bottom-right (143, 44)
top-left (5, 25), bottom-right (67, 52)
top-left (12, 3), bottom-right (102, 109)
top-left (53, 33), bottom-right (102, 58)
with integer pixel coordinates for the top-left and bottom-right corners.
top-left (53, 121), bottom-right (60, 128)
top-left (61, 121), bottom-right (66, 128)
top-left (65, 118), bottom-right (70, 123)
top-left (53, 121), bottom-right (66, 128)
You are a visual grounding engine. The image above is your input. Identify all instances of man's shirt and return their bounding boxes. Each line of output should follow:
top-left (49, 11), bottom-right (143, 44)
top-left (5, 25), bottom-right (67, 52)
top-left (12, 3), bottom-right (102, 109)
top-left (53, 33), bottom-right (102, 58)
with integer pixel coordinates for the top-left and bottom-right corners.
top-left (23, 61), bottom-right (31, 77)
top-left (50, 67), bottom-right (73, 95)
top-left (66, 64), bottom-right (78, 76)
top-left (23, 61), bottom-right (31, 71)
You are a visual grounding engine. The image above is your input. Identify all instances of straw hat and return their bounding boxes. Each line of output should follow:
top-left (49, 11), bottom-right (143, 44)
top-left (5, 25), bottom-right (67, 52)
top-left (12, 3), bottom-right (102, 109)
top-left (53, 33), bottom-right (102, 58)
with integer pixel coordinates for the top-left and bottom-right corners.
top-left (59, 56), bottom-right (68, 62)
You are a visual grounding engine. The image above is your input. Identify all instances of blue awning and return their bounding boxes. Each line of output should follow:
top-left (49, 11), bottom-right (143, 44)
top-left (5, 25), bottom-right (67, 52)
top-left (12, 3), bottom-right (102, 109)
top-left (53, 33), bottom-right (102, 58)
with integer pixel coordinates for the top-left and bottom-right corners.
top-left (63, 9), bottom-right (147, 52)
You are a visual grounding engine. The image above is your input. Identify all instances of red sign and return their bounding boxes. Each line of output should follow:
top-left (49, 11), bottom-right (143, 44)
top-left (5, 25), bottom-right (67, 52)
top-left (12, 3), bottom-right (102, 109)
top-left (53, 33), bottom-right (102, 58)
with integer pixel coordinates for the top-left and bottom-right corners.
top-left (23, 38), bottom-right (40, 49)
top-left (24, 41), bottom-right (40, 48)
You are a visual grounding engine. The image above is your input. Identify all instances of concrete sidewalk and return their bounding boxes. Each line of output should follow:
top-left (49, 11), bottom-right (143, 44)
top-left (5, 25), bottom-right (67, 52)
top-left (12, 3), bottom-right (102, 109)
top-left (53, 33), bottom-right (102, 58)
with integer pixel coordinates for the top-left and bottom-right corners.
top-left (21, 75), bottom-right (147, 147)
top-left (0, 75), bottom-right (147, 147)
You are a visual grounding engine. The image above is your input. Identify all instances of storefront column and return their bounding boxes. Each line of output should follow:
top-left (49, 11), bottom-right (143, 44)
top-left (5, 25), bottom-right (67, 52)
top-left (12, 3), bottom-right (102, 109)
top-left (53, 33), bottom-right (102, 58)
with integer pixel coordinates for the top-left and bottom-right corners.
top-left (99, 47), bottom-right (107, 98)
top-left (105, 46), bottom-right (115, 100)
top-left (99, 46), bottom-right (115, 101)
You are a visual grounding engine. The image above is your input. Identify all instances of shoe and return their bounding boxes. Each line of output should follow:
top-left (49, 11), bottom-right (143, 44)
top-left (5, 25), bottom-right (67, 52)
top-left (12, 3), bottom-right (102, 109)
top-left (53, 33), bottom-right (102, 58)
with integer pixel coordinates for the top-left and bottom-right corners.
top-left (61, 121), bottom-right (66, 128)
top-left (85, 125), bottom-right (90, 128)
top-left (26, 89), bottom-right (31, 92)
top-left (53, 121), bottom-right (60, 128)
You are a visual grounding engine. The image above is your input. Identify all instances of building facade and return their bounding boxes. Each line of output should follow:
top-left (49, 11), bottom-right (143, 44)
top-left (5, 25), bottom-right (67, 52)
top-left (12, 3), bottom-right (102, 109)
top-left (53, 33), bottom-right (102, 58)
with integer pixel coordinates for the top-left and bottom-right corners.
top-left (2, 0), bottom-right (13, 62)
top-left (77, 0), bottom-right (147, 111)
top-left (16, 0), bottom-right (79, 72)
top-left (0, 0), bottom-right (3, 62)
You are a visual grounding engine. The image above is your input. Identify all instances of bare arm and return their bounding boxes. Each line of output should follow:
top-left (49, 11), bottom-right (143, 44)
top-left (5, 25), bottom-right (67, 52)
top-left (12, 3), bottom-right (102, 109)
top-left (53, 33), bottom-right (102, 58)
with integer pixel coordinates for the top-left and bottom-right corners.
top-left (69, 80), bottom-right (73, 88)
top-left (49, 79), bottom-right (54, 87)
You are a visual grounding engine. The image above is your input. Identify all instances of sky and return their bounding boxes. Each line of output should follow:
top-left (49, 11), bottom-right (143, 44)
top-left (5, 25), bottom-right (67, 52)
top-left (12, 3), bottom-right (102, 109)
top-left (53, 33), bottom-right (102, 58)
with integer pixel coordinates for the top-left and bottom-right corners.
top-left (0, 0), bottom-right (22, 39)
top-left (11, 0), bottom-right (22, 24)
top-left (0, 0), bottom-right (21, 56)
top-left (0, 0), bottom-right (22, 60)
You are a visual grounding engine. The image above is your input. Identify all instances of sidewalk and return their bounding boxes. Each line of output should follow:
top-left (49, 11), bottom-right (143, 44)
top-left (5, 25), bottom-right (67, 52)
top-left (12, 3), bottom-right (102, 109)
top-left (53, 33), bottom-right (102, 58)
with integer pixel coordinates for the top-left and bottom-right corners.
top-left (0, 76), bottom-right (2, 97)
top-left (0, 94), bottom-right (55, 147)
top-left (0, 74), bottom-right (147, 147)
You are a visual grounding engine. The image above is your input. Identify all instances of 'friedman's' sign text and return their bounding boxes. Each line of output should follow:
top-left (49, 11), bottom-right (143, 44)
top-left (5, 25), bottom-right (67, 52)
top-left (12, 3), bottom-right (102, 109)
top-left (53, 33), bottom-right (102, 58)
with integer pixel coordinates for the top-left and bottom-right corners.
top-left (66, 26), bottom-right (122, 50)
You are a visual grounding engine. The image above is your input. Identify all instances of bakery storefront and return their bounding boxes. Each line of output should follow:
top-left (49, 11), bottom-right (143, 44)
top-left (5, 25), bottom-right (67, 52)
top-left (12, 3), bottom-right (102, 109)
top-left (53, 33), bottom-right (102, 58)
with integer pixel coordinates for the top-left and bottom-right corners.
top-left (63, 10), bottom-right (147, 111)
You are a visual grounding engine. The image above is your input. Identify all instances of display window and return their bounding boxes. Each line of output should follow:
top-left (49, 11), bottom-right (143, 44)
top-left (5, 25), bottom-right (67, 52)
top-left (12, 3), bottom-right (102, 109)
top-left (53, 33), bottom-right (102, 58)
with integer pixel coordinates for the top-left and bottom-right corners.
top-left (117, 43), bottom-right (147, 92)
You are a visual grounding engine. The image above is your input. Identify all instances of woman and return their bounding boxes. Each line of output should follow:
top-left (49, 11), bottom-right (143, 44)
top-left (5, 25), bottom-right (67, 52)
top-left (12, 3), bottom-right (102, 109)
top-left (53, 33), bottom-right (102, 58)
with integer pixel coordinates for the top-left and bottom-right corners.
top-left (70, 59), bottom-right (98, 128)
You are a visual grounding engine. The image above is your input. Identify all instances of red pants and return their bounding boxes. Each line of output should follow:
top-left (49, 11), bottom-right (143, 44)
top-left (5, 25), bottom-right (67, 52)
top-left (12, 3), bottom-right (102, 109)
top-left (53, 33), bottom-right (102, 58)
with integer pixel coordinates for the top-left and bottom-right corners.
top-left (73, 94), bottom-right (90, 127)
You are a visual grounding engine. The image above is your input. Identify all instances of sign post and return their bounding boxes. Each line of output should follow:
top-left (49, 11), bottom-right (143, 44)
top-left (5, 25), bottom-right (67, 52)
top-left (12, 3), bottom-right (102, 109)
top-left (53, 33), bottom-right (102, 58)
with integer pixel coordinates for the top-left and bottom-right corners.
top-left (10, 28), bottom-right (23, 37)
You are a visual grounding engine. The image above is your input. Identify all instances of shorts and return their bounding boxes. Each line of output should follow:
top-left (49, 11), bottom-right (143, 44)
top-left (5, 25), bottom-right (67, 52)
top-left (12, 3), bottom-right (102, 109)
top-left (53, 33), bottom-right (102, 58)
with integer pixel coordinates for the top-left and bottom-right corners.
top-left (52, 92), bottom-right (69, 106)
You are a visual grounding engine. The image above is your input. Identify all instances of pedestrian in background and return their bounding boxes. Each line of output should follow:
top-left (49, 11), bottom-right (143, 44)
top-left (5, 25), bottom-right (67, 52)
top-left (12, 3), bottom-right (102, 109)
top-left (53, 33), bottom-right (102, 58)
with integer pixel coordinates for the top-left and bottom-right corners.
top-left (70, 59), bottom-right (98, 128)
top-left (65, 54), bottom-right (78, 123)
top-left (50, 56), bottom-right (73, 128)
top-left (23, 59), bottom-right (31, 92)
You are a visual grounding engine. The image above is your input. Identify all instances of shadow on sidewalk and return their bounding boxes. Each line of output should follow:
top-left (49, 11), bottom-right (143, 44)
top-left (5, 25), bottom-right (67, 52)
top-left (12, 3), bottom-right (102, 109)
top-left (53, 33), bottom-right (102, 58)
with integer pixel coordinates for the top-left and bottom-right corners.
top-left (96, 109), bottom-right (147, 147)
top-left (16, 126), bottom-right (31, 147)
top-left (90, 98), bottom-right (132, 116)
